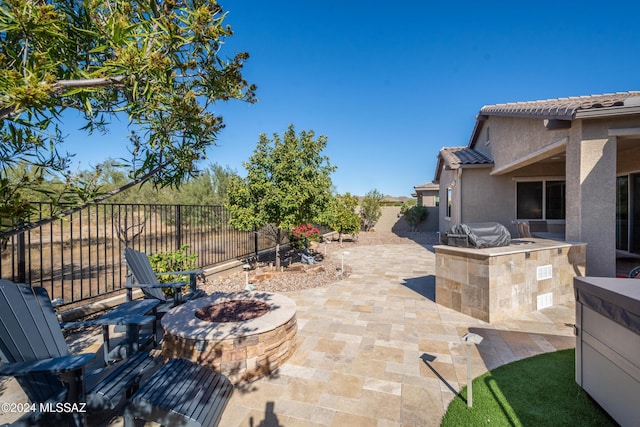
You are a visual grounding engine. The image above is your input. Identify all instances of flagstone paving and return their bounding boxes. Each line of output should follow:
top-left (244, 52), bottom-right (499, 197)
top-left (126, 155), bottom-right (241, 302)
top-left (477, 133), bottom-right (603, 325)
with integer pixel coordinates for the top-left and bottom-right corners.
top-left (0, 239), bottom-right (576, 426)
top-left (219, 241), bottom-right (576, 426)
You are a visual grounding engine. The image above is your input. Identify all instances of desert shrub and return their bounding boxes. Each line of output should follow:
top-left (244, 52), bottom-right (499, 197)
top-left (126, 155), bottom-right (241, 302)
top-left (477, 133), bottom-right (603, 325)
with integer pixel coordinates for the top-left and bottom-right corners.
top-left (400, 199), bottom-right (417, 215)
top-left (148, 245), bottom-right (198, 284)
top-left (290, 224), bottom-right (321, 249)
top-left (403, 205), bottom-right (428, 231)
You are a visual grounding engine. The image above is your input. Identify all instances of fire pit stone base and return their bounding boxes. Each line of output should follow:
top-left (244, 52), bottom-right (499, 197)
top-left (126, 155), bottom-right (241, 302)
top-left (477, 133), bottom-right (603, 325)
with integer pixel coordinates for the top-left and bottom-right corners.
top-left (161, 291), bottom-right (297, 383)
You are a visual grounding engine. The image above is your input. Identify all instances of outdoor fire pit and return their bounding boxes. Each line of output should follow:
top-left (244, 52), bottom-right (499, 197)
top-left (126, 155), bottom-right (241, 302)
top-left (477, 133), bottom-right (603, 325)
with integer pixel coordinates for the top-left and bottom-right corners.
top-left (195, 300), bottom-right (271, 323)
top-left (161, 291), bottom-right (297, 382)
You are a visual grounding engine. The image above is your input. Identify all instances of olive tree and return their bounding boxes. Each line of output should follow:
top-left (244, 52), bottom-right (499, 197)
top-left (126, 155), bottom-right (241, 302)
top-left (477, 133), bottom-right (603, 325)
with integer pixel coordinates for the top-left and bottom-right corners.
top-left (226, 125), bottom-right (335, 268)
top-left (0, 0), bottom-right (256, 234)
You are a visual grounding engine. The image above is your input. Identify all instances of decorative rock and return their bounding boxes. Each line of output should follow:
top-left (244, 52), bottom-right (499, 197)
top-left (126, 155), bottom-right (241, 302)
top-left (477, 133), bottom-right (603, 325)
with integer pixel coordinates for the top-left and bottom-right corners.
top-left (286, 263), bottom-right (306, 272)
top-left (305, 264), bottom-right (326, 274)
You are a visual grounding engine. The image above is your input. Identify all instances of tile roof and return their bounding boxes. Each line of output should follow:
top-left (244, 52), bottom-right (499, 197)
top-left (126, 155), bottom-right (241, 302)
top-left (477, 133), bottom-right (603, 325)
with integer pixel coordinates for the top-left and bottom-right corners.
top-left (414, 181), bottom-right (439, 191)
top-left (439, 147), bottom-right (493, 167)
top-left (480, 91), bottom-right (640, 120)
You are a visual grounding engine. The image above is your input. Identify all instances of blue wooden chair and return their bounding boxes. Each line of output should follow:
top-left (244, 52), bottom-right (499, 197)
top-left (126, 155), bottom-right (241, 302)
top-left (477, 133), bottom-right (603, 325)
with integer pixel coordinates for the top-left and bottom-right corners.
top-left (0, 280), bottom-right (157, 426)
top-left (123, 247), bottom-right (204, 311)
top-left (124, 358), bottom-right (234, 427)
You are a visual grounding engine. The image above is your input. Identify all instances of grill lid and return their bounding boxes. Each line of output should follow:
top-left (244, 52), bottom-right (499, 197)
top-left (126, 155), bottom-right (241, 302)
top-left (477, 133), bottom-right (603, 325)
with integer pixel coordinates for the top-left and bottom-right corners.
top-left (445, 222), bottom-right (511, 248)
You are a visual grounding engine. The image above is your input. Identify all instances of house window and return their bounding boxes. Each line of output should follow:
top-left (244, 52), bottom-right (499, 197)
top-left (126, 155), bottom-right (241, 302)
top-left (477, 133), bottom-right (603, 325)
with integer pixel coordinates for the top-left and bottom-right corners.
top-left (516, 180), bottom-right (565, 220)
top-left (446, 188), bottom-right (452, 218)
top-left (435, 195), bottom-right (440, 207)
top-left (545, 181), bottom-right (565, 219)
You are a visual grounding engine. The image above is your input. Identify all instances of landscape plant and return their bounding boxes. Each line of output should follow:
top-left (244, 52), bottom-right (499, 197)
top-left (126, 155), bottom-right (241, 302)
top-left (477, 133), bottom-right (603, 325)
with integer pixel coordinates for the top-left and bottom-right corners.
top-left (148, 245), bottom-right (199, 296)
top-left (0, 0), bottom-right (256, 235)
top-left (360, 189), bottom-right (384, 231)
top-left (320, 192), bottom-right (360, 244)
top-left (399, 199), bottom-right (417, 214)
top-left (290, 224), bottom-right (321, 250)
top-left (403, 204), bottom-right (428, 231)
top-left (226, 125), bottom-right (335, 268)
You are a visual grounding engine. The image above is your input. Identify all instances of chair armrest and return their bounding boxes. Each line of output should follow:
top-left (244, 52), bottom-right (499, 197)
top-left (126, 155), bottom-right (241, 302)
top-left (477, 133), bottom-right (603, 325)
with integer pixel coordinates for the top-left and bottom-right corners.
top-left (125, 282), bottom-right (187, 290)
top-left (95, 315), bottom-right (155, 327)
top-left (154, 270), bottom-right (204, 276)
top-left (155, 270), bottom-right (203, 294)
top-left (59, 320), bottom-right (99, 330)
top-left (0, 353), bottom-right (95, 376)
top-left (155, 269), bottom-right (203, 276)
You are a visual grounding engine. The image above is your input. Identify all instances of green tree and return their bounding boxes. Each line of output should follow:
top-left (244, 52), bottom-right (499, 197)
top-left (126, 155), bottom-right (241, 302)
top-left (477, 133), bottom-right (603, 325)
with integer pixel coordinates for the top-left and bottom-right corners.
top-left (178, 163), bottom-right (238, 205)
top-left (0, 0), bottom-right (256, 234)
top-left (226, 125), bottom-right (336, 268)
top-left (320, 192), bottom-right (360, 244)
top-left (360, 189), bottom-right (383, 231)
top-left (88, 159), bottom-right (237, 209)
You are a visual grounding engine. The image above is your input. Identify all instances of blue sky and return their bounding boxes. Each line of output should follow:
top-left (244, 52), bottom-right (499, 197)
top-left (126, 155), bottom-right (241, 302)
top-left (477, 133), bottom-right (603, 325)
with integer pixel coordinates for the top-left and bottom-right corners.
top-left (65, 1), bottom-right (640, 197)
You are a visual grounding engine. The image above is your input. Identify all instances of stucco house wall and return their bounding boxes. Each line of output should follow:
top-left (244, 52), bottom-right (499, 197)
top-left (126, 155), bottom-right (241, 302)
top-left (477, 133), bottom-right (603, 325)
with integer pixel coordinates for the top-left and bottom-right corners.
top-left (438, 167), bottom-right (458, 232)
top-left (459, 169), bottom-right (512, 227)
top-left (440, 163), bottom-right (566, 237)
top-left (419, 191), bottom-right (439, 207)
top-left (479, 116), bottom-right (571, 168)
top-left (434, 92), bottom-right (640, 277)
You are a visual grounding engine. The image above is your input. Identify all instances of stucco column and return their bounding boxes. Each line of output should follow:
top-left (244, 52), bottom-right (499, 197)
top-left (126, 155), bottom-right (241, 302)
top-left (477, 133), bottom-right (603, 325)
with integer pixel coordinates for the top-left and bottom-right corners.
top-left (565, 127), bottom-right (617, 276)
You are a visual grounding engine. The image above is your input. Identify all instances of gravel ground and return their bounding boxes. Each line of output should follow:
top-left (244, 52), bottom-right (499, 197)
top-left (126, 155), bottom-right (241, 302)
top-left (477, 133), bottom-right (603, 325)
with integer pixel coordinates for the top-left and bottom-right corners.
top-left (201, 231), bottom-right (439, 294)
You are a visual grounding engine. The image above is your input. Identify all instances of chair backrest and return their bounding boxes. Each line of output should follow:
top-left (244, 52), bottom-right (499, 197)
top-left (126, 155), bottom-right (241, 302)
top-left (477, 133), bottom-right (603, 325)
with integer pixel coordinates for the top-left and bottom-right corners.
top-left (515, 221), bottom-right (532, 238)
top-left (528, 220), bottom-right (548, 233)
top-left (123, 248), bottom-right (167, 301)
top-left (0, 280), bottom-right (69, 403)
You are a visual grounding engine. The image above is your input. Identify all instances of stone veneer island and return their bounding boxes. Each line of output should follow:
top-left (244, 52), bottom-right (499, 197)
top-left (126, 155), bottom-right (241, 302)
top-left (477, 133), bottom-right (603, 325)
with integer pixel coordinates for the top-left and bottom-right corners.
top-left (435, 238), bottom-right (586, 322)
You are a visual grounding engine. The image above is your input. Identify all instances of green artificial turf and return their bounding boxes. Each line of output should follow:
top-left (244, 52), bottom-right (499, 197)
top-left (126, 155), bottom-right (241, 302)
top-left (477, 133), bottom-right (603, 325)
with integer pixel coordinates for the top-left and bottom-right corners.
top-left (441, 349), bottom-right (618, 426)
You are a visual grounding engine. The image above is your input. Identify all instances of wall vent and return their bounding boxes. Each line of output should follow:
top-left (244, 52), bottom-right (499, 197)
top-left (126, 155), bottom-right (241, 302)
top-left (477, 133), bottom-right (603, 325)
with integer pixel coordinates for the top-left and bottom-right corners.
top-left (536, 265), bottom-right (552, 281)
top-left (537, 292), bottom-right (553, 310)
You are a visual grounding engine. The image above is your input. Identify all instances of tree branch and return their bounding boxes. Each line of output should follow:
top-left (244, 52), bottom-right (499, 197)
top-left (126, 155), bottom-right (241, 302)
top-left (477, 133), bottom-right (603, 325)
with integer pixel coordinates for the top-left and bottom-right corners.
top-left (52, 76), bottom-right (126, 91)
top-left (0, 76), bottom-right (127, 120)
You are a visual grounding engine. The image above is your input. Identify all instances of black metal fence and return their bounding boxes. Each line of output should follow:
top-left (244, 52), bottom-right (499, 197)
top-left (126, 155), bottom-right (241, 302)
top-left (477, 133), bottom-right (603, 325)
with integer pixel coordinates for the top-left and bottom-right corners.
top-left (0, 203), bottom-right (278, 306)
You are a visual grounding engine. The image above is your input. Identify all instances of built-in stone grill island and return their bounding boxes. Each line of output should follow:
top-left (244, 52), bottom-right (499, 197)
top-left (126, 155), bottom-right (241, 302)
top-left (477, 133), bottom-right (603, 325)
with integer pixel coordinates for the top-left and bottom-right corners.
top-left (435, 238), bottom-right (586, 322)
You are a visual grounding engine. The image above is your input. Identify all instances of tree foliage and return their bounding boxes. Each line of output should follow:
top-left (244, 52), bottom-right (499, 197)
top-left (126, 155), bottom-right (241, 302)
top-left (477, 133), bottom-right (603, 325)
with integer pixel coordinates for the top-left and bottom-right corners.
top-left (92, 160), bottom-right (238, 205)
top-left (320, 192), bottom-right (360, 243)
top-left (226, 125), bottom-right (335, 268)
top-left (360, 189), bottom-right (383, 231)
top-left (0, 0), bottom-right (255, 232)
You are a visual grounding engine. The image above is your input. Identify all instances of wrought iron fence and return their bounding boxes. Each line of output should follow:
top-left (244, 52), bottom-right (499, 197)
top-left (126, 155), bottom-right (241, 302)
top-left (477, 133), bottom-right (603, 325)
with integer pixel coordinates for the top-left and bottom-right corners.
top-left (0, 203), bottom-right (277, 306)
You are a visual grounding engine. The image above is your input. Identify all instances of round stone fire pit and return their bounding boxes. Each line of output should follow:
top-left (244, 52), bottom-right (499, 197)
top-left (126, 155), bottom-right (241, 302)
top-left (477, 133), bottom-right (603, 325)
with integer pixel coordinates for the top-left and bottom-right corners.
top-left (195, 300), bottom-right (271, 323)
top-left (161, 291), bottom-right (297, 382)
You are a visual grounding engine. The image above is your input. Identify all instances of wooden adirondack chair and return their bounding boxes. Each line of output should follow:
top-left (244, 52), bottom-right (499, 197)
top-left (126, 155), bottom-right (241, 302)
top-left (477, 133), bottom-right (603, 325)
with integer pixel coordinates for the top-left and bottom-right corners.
top-left (123, 248), bottom-right (204, 310)
top-left (0, 280), bottom-right (157, 426)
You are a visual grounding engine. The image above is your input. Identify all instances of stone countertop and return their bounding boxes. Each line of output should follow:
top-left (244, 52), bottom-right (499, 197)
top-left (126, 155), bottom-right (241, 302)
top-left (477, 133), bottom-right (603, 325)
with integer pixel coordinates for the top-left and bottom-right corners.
top-left (434, 238), bottom-right (586, 257)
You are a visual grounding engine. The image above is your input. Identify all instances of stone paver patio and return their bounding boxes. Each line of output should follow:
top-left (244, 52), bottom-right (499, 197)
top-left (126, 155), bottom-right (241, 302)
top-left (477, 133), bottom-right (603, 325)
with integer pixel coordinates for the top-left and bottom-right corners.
top-left (0, 239), bottom-right (576, 426)
top-left (219, 241), bottom-right (575, 426)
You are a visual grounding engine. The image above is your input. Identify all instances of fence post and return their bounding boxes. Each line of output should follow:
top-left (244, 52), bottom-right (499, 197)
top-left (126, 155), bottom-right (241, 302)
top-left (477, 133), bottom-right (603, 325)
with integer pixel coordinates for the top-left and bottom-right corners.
top-left (254, 226), bottom-right (259, 259)
top-left (176, 204), bottom-right (182, 249)
top-left (17, 226), bottom-right (26, 283)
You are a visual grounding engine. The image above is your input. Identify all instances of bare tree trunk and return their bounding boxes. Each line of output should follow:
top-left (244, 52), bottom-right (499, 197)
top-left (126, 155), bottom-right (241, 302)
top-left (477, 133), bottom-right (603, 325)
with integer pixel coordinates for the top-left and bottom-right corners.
top-left (275, 228), bottom-right (281, 269)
